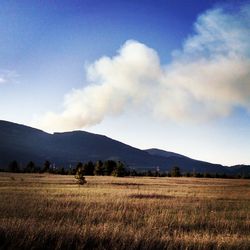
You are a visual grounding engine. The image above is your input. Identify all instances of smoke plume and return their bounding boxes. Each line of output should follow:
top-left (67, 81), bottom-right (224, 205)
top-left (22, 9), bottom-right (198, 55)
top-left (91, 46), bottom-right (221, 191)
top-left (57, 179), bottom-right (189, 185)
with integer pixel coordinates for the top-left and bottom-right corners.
top-left (35, 4), bottom-right (250, 132)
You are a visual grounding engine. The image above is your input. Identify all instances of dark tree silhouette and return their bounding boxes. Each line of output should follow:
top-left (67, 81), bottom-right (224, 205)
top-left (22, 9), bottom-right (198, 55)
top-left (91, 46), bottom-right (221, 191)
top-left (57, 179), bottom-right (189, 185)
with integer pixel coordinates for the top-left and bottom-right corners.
top-left (94, 160), bottom-right (104, 175)
top-left (8, 160), bottom-right (20, 173)
top-left (83, 161), bottom-right (95, 175)
top-left (112, 161), bottom-right (126, 177)
top-left (43, 160), bottom-right (51, 173)
top-left (104, 160), bottom-right (116, 176)
top-left (171, 166), bottom-right (181, 177)
top-left (25, 161), bottom-right (35, 173)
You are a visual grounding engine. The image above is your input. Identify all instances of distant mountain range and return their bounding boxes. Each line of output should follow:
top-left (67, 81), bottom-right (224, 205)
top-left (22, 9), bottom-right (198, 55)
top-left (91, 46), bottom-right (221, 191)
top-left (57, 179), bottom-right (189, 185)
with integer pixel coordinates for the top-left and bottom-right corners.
top-left (0, 120), bottom-right (249, 175)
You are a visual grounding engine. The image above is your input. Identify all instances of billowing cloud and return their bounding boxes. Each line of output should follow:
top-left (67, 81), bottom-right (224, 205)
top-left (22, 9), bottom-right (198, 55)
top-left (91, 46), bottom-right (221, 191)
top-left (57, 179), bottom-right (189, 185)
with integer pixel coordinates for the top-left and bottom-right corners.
top-left (35, 4), bottom-right (250, 132)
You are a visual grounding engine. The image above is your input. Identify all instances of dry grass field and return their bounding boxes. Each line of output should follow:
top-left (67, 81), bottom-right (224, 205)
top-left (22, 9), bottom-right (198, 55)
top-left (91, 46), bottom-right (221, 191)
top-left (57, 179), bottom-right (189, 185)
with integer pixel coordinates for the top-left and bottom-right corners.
top-left (0, 173), bottom-right (249, 250)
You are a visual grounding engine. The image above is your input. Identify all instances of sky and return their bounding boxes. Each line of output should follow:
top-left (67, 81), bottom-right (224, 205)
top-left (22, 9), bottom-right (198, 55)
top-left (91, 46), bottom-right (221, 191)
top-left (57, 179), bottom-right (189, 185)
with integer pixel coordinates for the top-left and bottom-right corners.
top-left (1, 0), bottom-right (250, 166)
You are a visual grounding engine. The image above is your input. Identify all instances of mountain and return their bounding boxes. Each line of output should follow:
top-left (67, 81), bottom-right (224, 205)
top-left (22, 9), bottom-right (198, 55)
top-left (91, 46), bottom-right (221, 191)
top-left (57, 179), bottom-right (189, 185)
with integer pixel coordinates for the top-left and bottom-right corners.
top-left (145, 148), bottom-right (188, 159)
top-left (229, 165), bottom-right (250, 176)
top-left (0, 120), bottom-right (245, 174)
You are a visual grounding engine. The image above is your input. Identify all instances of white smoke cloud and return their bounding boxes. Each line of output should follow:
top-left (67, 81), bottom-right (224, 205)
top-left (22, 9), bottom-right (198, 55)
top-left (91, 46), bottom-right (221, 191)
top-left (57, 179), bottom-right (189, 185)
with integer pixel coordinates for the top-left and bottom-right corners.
top-left (35, 4), bottom-right (250, 132)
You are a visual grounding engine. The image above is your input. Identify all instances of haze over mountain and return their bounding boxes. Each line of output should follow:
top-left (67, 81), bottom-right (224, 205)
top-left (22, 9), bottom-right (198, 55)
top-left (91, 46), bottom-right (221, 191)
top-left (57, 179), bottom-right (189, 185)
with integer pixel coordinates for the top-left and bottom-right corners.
top-left (1, 120), bottom-right (249, 175)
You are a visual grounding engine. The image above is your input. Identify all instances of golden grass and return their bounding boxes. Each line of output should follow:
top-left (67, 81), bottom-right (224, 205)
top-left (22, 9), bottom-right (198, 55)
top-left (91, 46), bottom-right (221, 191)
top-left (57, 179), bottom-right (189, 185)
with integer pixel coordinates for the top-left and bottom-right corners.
top-left (0, 173), bottom-right (249, 249)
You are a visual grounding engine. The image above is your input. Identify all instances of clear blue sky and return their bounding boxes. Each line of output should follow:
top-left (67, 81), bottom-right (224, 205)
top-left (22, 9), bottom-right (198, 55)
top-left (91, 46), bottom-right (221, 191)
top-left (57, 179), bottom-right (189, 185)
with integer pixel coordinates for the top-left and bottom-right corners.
top-left (1, 0), bottom-right (250, 165)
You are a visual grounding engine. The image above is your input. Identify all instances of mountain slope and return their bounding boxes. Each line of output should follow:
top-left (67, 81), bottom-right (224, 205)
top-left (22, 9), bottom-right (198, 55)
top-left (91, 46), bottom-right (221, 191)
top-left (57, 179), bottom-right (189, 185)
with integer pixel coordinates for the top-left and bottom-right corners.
top-left (229, 165), bottom-right (250, 176)
top-left (145, 148), bottom-right (188, 159)
top-left (0, 120), bottom-right (236, 174)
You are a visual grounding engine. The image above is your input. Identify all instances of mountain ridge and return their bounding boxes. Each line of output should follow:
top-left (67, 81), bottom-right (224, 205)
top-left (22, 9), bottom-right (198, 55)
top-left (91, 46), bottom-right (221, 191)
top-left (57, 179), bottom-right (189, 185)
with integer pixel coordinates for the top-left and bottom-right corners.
top-left (0, 120), bottom-right (248, 175)
top-left (145, 148), bottom-right (189, 159)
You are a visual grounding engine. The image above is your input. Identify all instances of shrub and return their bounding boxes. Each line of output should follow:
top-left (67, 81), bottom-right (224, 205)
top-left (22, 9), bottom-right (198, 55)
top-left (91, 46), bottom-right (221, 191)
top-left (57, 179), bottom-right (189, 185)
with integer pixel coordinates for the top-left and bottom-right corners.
top-left (75, 167), bottom-right (87, 185)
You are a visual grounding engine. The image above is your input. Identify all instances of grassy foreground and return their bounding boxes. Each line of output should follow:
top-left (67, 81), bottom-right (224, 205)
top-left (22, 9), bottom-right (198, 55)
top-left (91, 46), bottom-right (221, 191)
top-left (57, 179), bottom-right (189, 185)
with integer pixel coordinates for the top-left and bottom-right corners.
top-left (0, 173), bottom-right (249, 250)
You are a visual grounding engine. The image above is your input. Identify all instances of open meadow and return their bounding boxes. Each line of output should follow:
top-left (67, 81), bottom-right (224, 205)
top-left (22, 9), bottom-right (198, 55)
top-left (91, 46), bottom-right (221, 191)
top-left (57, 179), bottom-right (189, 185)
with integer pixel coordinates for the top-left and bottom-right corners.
top-left (0, 173), bottom-right (249, 249)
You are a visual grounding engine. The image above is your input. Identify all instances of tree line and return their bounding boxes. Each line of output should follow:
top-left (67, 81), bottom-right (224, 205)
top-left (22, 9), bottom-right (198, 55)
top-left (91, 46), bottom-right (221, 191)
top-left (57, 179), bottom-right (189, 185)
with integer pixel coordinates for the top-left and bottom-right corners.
top-left (5, 159), bottom-right (127, 177)
top-left (2, 161), bottom-right (249, 179)
top-left (141, 166), bottom-right (250, 179)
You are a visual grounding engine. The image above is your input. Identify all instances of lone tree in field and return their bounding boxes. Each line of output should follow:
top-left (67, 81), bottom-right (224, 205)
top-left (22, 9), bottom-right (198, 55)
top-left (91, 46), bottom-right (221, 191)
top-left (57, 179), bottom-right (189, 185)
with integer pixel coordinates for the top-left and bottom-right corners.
top-left (75, 165), bottom-right (87, 185)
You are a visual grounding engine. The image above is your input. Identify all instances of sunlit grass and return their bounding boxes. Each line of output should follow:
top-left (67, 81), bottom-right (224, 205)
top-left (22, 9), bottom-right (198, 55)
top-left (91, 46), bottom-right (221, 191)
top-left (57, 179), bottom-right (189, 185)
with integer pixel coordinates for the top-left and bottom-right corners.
top-left (0, 173), bottom-right (249, 249)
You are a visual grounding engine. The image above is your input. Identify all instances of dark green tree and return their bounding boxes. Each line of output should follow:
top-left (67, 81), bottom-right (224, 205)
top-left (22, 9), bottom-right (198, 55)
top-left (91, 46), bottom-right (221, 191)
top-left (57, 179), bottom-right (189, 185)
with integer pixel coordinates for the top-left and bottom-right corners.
top-left (194, 172), bottom-right (202, 178)
top-left (129, 169), bottom-right (138, 176)
top-left (112, 161), bottom-right (126, 177)
top-left (203, 172), bottom-right (211, 178)
top-left (146, 170), bottom-right (153, 177)
top-left (215, 173), bottom-right (220, 178)
top-left (83, 161), bottom-right (95, 175)
top-left (103, 160), bottom-right (116, 176)
top-left (171, 166), bottom-right (181, 177)
top-left (76, 162), bottom-right (83, 172)
top-left (94, 160), bottom-right (104, 175)
top-left (24, 161), bottom-right (35, 173)
top-left (8, 160), bottom-right (20, 173)
top-left (75, 167), bottom-right (87, 185)
top-left (43, 160), bottom-right (51, 173)
top-left (59, 167), bottom-right (66, 175)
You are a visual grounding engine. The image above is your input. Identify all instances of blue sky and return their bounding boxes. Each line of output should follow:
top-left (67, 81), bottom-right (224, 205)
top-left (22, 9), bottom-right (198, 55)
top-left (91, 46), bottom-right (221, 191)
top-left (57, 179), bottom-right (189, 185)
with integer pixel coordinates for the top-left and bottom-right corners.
top-left (1, 0), bottom-right (250, 165)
